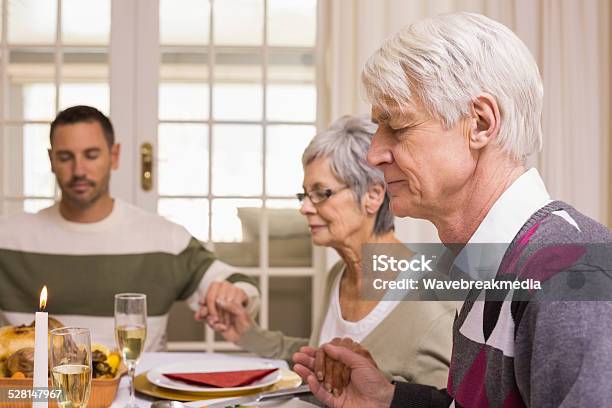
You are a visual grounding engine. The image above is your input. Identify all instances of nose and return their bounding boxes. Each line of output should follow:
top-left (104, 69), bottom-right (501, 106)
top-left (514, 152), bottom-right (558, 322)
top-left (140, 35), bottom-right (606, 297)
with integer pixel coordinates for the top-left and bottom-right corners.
top-left (299, 196), bottom-right (316, 216)
top-left (367, 129), bottom-right (393, 168)
top-left (72, 156), bottom-right (87, 177)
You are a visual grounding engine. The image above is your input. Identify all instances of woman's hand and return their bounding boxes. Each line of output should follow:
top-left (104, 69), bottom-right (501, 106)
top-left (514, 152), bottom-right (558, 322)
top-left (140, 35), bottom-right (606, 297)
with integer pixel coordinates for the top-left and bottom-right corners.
top-left (195, 281), bottom-right (253, 343)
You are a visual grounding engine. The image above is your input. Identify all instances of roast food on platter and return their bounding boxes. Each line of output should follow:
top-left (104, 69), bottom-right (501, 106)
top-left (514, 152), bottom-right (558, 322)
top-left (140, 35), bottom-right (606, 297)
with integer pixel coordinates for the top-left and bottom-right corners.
top-left (0, 317), bottom-right (63, 361)
top-left (0, 317), bottom-right (121, 379)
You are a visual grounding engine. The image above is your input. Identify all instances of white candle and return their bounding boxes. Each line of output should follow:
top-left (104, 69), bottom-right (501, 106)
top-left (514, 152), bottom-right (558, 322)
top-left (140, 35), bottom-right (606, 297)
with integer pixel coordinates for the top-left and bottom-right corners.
top-left (33, 285), bottom-right (48, 408)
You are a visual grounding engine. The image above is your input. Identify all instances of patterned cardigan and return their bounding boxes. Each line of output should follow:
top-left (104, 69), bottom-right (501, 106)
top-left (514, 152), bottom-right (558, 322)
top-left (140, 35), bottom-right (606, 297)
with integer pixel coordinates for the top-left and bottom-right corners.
top-left (391, 201), bottom-right (612, 407)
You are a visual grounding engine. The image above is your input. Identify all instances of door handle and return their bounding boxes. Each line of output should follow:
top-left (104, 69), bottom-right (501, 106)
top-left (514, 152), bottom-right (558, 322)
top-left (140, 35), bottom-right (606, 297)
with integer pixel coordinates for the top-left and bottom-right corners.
top-left (141, 142), bottom-right (153, 191)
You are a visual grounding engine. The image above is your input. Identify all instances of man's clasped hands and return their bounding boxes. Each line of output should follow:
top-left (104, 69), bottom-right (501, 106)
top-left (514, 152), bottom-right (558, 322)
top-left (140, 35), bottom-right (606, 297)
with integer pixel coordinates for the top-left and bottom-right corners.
top-left (291, 338), bottom-right (396, 408)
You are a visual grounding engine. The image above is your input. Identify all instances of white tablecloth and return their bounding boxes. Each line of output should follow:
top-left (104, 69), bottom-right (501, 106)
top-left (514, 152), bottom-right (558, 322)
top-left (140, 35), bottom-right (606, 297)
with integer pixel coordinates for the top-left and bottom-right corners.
top-left (110, 352), bottom-right (291, 408)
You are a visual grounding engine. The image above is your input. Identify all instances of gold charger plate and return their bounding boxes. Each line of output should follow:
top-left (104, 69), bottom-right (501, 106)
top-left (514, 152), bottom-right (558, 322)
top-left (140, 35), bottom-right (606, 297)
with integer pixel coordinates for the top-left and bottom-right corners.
top-left (135, 369), bottom-right (302, 402)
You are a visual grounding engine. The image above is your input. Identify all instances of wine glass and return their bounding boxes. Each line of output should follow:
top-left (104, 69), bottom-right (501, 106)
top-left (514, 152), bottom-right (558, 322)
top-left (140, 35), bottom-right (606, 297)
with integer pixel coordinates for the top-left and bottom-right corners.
top-left (49, 327), bottom-right (92, 408)
top-left (114, 293), bottom-right (147, 408)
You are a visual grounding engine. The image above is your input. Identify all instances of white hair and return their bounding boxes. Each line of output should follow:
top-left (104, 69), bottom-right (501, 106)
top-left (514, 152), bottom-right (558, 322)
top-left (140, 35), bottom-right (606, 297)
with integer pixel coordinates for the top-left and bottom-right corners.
top-left (362, 12), bottom-right (543, 160)
top-left (302, 115), bottom-right (395, 235)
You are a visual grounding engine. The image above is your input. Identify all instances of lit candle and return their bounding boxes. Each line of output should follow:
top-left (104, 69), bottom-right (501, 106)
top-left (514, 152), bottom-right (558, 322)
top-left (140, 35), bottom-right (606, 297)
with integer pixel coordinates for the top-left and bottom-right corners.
top-left (33, 285), bottom-right (48, 408)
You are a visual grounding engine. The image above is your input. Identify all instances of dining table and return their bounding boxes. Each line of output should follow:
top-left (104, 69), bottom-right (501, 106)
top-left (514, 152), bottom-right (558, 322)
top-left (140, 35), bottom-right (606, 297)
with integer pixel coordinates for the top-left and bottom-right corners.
top-left (110, 352), bottom-right (318, 408)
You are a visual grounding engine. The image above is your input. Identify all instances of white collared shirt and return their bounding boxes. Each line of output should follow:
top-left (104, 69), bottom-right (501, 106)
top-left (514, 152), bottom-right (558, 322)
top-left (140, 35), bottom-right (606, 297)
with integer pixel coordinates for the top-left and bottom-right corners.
top-left (468, 168), bottom-right (552, 244)
top-left (455, 168), bottom-right (553, 356)
top-left (453, 168), bottom-right (552, 282)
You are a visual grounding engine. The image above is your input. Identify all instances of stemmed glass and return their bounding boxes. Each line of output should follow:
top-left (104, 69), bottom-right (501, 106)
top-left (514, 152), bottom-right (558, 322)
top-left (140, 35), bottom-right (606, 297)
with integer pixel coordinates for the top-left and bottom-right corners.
top-left (49, 327), bottom-right (92, 408)
top-left (114, 293), bottom-right (147, 408)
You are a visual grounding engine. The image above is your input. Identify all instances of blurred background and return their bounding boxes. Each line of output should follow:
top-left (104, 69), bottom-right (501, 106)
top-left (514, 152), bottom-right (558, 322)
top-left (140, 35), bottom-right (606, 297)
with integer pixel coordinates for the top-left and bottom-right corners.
top-left (0, 0), bottom-right (610, 351)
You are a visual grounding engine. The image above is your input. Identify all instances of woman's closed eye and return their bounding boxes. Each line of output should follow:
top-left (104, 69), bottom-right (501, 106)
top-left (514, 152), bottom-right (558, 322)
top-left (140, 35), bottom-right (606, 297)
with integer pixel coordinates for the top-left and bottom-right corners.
top-left (311, 189), bottom-right (332, 201)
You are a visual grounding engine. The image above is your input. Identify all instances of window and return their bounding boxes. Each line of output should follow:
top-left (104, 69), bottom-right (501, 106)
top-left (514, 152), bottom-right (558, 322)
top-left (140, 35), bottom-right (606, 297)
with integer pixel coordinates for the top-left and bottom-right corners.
top-left (0, 0), bottom-right (322, 352)
top-left (158, 0), bottom-right (320, 350)
top-left (0, 0), bottom-right (110, 214)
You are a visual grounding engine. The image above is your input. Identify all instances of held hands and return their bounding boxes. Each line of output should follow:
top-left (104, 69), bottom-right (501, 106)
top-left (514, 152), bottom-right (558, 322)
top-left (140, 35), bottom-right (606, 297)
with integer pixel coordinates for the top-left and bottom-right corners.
top-left (292, 339), bottom-right (395, 408)
top-left (316, 337), bottom-right (378, 395)
top-left (195, 281), bottom-right (253, 342)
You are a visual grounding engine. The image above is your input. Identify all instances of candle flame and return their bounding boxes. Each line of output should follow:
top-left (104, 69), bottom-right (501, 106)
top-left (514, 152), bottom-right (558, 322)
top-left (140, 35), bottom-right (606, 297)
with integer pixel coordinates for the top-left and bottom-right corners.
top-left (39, 286), bottom-right (48, 311)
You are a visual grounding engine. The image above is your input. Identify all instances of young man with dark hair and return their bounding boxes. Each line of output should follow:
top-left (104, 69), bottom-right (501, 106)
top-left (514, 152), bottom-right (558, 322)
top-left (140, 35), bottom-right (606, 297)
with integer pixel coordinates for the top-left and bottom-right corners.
top-left (50, 105), bottom-right (115, 147)
top-left (0, 105), bottom-right (259, 350)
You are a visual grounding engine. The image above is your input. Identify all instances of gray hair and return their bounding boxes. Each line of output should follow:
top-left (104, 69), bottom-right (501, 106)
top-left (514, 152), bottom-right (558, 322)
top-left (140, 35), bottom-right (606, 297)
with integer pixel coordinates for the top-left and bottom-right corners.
top-left (302, 115), bottom-right (395, 235)
top-left (362, 12), bottom-right (543, 161)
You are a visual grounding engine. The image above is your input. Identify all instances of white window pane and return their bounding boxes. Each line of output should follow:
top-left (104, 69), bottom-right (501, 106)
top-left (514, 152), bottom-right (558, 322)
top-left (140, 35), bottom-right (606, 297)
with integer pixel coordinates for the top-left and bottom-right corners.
top-left (24, 125), bottom-right (54, 197)
top-left (268, 0), bottom-right (316, 47)
top-left (59, 83), bottom-right (109, 115)
top-left (212, 125), bottom-right (262, 196)
top-left (23, 83), bottom-right (56, 121)
top-left (24, 199), bottom-right (54, 214)
top-left (214, 0), bottom-right (263, 46)
top-left (4, 125), bottom-right (55, 198)
top-left (60, 51), bottom-right (111, 116)
top-left (268, 50), bottom-right (315, 122)
top-left (8, 0), bottom-right (57, 44)
top-left (158, 198), bottom-right (209, 241)
top-left (64, 50), bottom-right (109, 71)
top-left (213, 83), bottom-right (262, 121)
top-left (62, 0), bottom-right (110, 45)
top-left (7, 50), bottom-right (55, 120)
top-left (160, 51), bottom-right (209, 118)
top-left (269, 50), bottom-right (315, 81)
top-left (266, 125), bottom-right (315, 196)
top-left (158, 124), bottom-right (208, 196)
top-left (60, 52), bottom-right (109, 114)
top-left (159, 83), bottom-right (209, 120)
top-left (212, 199), bottom-right (261, 242)
top-left (3, 126), bottom-right (24, 197)
top-left (160, 0), bottom-right (210, 45)
top-left (267, 84), bottom-right (316, 122)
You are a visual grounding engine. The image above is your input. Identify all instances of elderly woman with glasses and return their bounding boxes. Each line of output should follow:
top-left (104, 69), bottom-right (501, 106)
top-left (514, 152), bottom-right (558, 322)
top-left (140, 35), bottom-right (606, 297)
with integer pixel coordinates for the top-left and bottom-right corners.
top-left (202, 115), bottom-right (455, 389)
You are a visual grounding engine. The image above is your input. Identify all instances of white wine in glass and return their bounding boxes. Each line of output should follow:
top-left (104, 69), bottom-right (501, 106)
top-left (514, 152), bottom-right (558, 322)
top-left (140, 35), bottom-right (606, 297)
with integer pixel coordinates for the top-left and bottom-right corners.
top-left (115, 324), bottom-right (146, 364)
top-left (50, 327), bottom-right (92, 408)
top-left (114, 293), bottom-right (147, 408)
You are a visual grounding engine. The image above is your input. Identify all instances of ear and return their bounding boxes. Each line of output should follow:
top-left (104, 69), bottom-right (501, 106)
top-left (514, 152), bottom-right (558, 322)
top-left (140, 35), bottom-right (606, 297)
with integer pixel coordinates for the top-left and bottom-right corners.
top-left (468, 93), bottom-right (501, 150)
top-left (364, 184), bottom-right (386, 215)
top-left (110, 143), bottom-right (121, 170)
top-left (48, 149), bottom-right (55, 174)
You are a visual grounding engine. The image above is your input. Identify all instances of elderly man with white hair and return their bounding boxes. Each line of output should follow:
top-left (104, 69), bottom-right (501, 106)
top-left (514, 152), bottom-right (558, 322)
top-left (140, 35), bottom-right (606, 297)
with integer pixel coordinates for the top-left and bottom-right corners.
top-left (293, 12), bottom-right (612, 408)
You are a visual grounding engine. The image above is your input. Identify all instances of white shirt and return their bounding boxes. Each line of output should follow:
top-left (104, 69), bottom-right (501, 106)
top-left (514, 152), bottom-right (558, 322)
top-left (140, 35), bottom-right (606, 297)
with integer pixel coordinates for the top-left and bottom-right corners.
top-left (455, 168), bottom-right (555, 356)
top-left (469, 168), bottom-right (552, 244)
top-left (453, 168), bottom-right (553, 282)
top-left (318, 267), bottom-right (400, 345)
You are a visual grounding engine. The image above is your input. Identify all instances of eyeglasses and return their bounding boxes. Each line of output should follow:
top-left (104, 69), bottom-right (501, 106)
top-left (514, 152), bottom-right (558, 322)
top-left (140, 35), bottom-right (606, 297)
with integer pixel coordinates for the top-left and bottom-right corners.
top-left (296, 185), bottom-right (349, 205)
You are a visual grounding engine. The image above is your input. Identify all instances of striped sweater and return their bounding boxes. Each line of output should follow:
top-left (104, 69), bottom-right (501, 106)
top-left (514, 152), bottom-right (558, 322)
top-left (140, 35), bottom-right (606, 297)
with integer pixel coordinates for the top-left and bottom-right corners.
top-left (391, 201), bottom-right (612, 407)
top-left (0, 200), bottom-right (258, 351)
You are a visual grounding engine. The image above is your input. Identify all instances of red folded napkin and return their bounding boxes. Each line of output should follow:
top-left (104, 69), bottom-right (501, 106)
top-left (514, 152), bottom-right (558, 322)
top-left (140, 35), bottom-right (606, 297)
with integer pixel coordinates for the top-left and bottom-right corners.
top-left (163, 368), bottom-right (278, 388)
